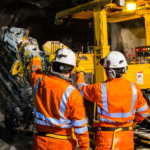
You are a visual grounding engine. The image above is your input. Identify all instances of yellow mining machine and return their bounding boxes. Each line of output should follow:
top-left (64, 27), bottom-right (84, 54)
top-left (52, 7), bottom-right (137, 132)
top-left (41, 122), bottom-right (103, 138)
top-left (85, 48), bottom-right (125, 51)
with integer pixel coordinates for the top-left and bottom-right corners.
top-left (54, 0), bottom-right (150, 147)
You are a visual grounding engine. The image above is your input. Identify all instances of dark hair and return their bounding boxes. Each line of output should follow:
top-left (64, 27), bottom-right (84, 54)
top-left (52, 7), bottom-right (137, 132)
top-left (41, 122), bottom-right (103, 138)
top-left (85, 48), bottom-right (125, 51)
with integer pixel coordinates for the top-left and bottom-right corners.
top-left (52, 62), bottom-right (74, 74)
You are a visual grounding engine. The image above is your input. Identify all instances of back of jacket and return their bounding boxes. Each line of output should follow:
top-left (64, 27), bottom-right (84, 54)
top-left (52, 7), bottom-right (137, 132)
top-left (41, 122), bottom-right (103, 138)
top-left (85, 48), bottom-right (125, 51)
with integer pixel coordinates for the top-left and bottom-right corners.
top-left (77, 72), bottom-right (149, 127)
top-left (29, 60), bottom-right (89, 149)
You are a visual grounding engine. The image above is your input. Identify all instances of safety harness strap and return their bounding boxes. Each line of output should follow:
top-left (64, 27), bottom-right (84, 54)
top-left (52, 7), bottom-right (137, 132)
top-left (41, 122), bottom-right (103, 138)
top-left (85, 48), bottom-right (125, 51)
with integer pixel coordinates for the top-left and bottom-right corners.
top-left (35, 130), bottom-right (72, 140)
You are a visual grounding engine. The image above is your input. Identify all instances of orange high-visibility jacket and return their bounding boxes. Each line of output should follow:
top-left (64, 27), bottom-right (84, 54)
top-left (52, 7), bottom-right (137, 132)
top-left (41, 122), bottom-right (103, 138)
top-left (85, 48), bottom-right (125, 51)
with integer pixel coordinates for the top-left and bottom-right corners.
top-left (77, 72), bottom-right (149, 127)
top-left (29, 60), bottom-right (89, 149)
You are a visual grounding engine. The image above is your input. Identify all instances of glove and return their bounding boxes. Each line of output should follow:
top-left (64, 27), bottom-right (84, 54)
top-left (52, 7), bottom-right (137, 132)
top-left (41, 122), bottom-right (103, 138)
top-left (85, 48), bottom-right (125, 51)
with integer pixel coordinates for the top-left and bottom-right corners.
top-left (75, 66), bottom-right (84, 74)
top-left (132, 121), bottom-right (137, 129)
top-left (31, 55), bottom-right (41, 62)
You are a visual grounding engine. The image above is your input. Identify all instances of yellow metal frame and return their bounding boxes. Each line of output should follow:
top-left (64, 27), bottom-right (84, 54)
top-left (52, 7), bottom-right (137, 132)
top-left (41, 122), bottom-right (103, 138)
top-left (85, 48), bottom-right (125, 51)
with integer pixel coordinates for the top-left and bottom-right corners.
top-left (144, 13), bottom-right (150, 46)
top-left (55, 0), bottom-right (150, 88)
top-left (134, 132), bottom-right (150, 140)
top-left (93, 8), bottom-right (110, 83)
top-left (55, 0), bottom-right (150, 123)
top-left (55, 0), bottom-right (150, 23)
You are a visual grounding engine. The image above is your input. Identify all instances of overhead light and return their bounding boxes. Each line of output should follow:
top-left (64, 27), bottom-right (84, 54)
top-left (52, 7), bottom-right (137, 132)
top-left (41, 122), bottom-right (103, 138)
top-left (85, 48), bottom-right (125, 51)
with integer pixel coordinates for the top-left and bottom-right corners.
top-left (126, 3), bottom-right (136, 11)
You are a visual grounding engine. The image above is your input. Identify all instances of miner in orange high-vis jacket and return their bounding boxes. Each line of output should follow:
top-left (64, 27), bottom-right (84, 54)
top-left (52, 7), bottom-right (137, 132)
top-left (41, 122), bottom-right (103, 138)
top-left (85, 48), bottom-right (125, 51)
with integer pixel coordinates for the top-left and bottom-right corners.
top-left (76, 51), bottom-right (149, 150)
top-left (27, 48), bottom-right (89, 150)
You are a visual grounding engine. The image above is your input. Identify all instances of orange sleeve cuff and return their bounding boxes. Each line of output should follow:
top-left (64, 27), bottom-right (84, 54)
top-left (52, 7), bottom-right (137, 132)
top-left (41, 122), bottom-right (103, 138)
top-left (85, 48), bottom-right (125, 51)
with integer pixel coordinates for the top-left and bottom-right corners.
top-left (29, 60), bottom-right (42, 69)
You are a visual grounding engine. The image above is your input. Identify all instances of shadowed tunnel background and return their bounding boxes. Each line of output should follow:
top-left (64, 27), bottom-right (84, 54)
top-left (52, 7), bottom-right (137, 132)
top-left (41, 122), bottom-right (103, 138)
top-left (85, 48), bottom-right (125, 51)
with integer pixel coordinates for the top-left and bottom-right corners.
top-left (0, 1), bottom-right (149, 149)
top-left (0, 0), bottom-right (147, 125)
top-left (0, 0), bottom-right (146, 56)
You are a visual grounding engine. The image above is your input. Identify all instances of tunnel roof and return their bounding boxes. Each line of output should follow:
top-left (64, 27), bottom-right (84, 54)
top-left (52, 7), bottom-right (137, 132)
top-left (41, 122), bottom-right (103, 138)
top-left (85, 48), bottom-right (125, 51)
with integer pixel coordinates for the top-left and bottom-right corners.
top-left (55, 0), bottom-right (150, 23)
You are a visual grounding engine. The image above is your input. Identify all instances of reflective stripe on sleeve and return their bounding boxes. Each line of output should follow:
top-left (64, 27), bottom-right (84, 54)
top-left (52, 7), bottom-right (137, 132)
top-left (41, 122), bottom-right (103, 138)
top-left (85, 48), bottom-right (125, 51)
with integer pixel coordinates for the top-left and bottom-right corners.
top-left (34, 77), bottom-right (42, 95)
top-left (59, 85), bottom-right (75, 119)
top-left (139, 112), bottom-right (149, 118)
top-left (74, 125), bottom-right (88, 134)
top-left (33, 77), bottom-right (42, 106)
top-left (137, 103), bottom-right (148, 113)
top-left (72, 118), bottom-right (87, 127)
top-left (31, 65), bottom-right (41, 74)
top-left (77, 83), bottom-right (88, 97)
top-left (101, 83), bottom-right (108, 112)
top-left (130, 82), bottom-right (137, 111)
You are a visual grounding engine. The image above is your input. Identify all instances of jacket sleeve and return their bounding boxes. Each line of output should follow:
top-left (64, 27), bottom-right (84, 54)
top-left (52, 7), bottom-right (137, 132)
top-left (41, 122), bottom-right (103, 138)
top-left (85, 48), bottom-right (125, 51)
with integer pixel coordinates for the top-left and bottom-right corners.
top-left (134, 85), bottom-right (149, 123)
top-left (69, 89), bottom-right (89, 150)
top-left (76, 72), bottom-right (100, 102)
top-left (29, 60), bottom-right (45, 89)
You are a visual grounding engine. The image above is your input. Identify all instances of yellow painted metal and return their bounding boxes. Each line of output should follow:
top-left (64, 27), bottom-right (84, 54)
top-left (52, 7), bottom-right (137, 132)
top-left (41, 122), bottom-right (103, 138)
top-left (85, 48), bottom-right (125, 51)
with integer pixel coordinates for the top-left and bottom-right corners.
top-left (72, 10), bottom-right (93, 19)
top-left (93, 8), bottom-right (109, 83)
top-left (74, 53), bottom-right (94, 73)
top-left (55, 0), bottom-right (111, 21)
top-left (139, 140), bottom-right (150, 145)
top-left (11, 59), bottom-right (23, 76)
top-left (55, 0), bottom-right (150, 23)
top-left (107, 14), bottom-right (141, 23)
top-left (123, 64), bottom-right (150, 89)
top-left (43, 41), bottom-right (68, 55)
top-left (134, 132), bottom-right (150, 140)
top-left (144, 14), bottom-right (150, 46)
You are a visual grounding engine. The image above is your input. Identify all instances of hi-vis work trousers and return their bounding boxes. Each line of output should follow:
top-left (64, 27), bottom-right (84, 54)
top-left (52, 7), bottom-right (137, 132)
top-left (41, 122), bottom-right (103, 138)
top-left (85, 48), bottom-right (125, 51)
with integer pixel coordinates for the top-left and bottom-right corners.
top-left (31, 134), bottom-right (76, 150)
top-left (95, 130), bottom-right (134, 150)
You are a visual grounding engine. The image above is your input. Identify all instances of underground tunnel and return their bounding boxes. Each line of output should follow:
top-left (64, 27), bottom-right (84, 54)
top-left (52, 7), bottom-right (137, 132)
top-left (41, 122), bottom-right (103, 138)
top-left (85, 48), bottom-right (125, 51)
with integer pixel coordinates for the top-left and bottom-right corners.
top-left (0, 0), bottom-right (150, 150)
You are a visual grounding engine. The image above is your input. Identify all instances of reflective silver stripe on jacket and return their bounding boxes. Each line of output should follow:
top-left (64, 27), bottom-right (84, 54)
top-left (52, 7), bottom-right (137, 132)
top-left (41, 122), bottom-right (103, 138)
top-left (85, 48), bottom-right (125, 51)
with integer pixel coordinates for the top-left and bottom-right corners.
top-left (33, 84), bottom-right (75, 128)
top-left (31, 65), bottom-right (41, 74)
top-left (98, 81), bottom-right (137, 122)
top-left (77, 83), bottom-right (88, 97)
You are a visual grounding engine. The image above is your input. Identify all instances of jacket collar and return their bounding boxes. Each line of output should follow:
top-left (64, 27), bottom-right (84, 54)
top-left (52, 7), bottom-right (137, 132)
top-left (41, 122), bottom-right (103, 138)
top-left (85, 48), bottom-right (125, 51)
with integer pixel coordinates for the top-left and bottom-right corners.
top-left (50, 71), bottom-right (73, 84)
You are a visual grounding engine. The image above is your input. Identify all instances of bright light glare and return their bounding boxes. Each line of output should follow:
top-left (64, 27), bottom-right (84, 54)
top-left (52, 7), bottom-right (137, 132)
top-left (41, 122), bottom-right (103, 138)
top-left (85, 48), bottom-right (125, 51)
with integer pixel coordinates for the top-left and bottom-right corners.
top-left (126, 3), bottom-right (136, 11)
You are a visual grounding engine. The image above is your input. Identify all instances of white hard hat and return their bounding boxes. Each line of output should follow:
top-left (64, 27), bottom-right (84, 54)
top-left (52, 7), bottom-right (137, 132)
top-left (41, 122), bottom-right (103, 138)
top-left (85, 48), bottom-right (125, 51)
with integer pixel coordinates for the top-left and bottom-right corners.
top-left (54, 48), bottom-right (76, 66)
top-left (103, 51), bottom-right (127, 68)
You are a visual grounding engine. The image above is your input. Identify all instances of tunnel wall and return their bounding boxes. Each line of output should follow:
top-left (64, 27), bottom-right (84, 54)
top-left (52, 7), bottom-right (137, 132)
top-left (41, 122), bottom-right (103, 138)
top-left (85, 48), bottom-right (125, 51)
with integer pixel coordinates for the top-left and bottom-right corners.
top-left (109, 18), bottom-right (146, 62)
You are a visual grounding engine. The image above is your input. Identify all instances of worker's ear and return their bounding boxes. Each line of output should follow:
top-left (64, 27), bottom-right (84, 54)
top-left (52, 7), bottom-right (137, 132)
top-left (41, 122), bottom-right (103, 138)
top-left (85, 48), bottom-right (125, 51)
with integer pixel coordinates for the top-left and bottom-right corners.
top-left (69, 69), bottom-right (74, 78)
top-left (70, 69), bottom-right (74, 75)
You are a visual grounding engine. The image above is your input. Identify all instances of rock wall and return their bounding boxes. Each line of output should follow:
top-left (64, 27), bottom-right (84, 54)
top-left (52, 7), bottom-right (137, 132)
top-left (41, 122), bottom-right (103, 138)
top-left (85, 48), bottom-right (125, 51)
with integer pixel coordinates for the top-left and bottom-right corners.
top-left (109, 18), bottom-right (146, 62)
